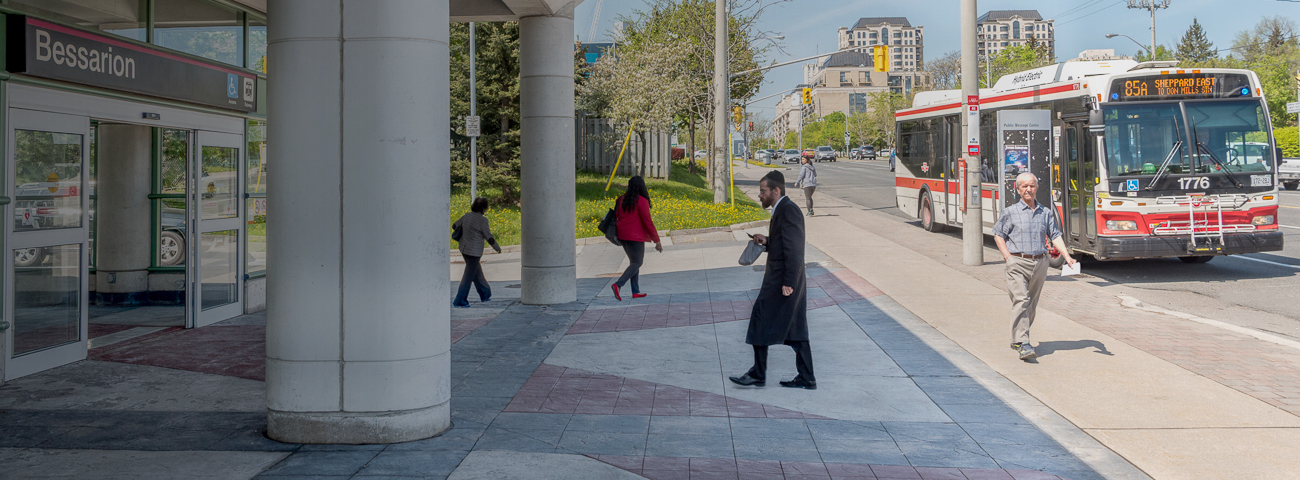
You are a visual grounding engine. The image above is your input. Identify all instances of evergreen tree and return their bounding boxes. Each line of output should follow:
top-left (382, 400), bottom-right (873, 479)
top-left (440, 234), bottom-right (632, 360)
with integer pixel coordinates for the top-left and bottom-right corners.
top-left (1175, 18), bottom-right (1216, 64)
top-left (450, 22), bottom-right (522, 205)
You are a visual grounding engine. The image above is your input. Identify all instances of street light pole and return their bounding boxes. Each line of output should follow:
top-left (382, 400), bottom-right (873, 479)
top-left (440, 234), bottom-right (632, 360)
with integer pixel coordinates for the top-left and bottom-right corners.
top-left (469, 22), bottom-right (477, 199)
top-left (1106, 33), bottom-right (1152, 58)
top-left (712, 0), bottom-right (729, 204)
top-left (962, 0), bottom-right (983, 266)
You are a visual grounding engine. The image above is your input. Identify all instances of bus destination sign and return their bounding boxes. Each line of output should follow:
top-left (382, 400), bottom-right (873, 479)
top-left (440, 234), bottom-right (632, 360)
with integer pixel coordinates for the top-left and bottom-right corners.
top-left (1109, 73), bottom-right (1252, 102)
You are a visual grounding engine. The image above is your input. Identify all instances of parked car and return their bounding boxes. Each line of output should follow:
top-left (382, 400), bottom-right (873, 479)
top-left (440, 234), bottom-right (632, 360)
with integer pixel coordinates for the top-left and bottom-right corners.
top-left (694, 149), bottom-right (707, 159)
top-left (1281, 157), bottom-right (1300, 190)
top-left (783, 149), bottom-right (801, 164)
top-left (815, 146), bottom-right (837, 162)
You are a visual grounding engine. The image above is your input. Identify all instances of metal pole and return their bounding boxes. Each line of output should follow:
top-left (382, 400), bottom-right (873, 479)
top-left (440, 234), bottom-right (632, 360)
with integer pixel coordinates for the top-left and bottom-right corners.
top-left (962, 0), bottom-right (983, 266)
top-left (1148, 4), bottom-right (1156, 60)
top-left (712, 0), bottom-right (729, 203)
top-left (469, 22), bottom-right (478, 199)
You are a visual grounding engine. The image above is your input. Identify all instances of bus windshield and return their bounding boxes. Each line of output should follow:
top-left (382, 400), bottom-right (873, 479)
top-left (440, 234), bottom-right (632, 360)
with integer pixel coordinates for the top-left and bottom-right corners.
top-left (1104, 100), bottom-right (1272, 177)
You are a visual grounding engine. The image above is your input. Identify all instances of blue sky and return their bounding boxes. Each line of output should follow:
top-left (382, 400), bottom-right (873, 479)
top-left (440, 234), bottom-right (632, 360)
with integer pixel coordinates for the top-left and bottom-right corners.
top-left (572, 0), bottom-right (1300, 117)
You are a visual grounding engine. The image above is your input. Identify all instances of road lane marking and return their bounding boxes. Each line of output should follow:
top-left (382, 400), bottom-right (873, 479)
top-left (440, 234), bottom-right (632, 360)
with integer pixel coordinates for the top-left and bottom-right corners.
top-left (1281, 225), bottom-right (1300, 230)
top-left (1281, 205), bottom-right (1300, 209)
top-left (1233, 255), bottom-right (1300, 269)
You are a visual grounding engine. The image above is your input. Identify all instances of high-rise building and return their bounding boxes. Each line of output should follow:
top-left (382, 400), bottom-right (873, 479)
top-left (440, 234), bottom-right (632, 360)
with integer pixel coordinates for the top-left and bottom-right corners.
top-left (837, 17), bottom-right (924, 72)
top-left (977, 10), bottom-right (1054, 59)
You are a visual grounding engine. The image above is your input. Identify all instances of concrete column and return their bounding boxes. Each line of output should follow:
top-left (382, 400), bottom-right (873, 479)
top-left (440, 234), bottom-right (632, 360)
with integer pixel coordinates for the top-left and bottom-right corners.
top-left (519, 6), bottom-right (577, 305)
top-left (95, 124), bottom-right (152, 300)
top-left (265, 0), bottom-right (451, 444)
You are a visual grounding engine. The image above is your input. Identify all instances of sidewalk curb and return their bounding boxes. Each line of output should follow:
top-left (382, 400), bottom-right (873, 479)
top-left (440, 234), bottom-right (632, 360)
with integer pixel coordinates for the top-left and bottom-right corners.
top-left (1118, 295), bottom-right (1300, 352)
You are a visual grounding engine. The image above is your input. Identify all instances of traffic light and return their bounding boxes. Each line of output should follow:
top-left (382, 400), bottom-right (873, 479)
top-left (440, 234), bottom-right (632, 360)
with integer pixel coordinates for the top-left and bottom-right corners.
top-left (748, 121), bottom-right (754, 132)
top-left (801, 87), bottom-right (812, 104)
top-left (1295, 71), bottom-right (1299, 92)
top-left (732, 105), bottom-right (744, 125)
top-left (873, 45), bottom-right (890, 73)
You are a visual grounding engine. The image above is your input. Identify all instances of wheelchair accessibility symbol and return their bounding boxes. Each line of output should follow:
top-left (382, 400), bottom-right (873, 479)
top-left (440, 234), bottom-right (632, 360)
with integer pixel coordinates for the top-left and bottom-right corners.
top-left (1126, 179), bottom-right (1139, 192)
top-left (227, 74), bottom-right (239, 99)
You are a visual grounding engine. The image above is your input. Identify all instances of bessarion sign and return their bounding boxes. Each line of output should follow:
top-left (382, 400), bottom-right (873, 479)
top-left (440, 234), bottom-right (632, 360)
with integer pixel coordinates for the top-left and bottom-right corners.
top-left (5, 15), bottom-right (258, 112)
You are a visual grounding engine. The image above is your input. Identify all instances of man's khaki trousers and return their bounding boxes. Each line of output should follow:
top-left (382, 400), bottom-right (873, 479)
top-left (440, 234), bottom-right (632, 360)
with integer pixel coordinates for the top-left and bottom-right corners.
top-left (1005, 255), bottom-right (1048, 345)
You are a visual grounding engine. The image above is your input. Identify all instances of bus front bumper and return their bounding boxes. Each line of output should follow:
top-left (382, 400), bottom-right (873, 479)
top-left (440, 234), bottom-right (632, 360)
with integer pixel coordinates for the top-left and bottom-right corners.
top-left (1095, 231), bottom-right (1284, 260)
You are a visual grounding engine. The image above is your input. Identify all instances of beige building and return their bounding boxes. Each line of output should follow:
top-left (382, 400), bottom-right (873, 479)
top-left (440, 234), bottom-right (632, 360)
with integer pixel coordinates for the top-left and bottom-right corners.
top-left (837, 17), bottom-right (924, 72)
top-left (978, 10), bottom-right (1055, 59)
top-left (775, 51), bottom-right (929, 147)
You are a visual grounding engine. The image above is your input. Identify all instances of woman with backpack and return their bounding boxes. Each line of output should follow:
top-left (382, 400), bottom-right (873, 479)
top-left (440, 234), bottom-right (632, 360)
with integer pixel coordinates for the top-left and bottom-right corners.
top-left (612, 176), bottom-right (662, 301)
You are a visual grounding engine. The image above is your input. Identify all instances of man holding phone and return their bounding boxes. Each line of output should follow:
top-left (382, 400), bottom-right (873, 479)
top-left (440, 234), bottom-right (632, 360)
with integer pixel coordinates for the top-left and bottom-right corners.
top-left (729, 170), bottom-right (815, 390)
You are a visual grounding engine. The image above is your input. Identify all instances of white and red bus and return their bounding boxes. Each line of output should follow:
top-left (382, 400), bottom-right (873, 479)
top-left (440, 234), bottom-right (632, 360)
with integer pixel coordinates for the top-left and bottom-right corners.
top-left (894, 59), bottom-right (1284, 263)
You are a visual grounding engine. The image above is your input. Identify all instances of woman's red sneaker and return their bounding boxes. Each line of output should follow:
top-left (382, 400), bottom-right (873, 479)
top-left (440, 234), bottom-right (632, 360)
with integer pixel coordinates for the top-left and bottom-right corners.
top-left (611, 284), bottom-right (622, 301)
top-left (632, 293), bottom-right (647, 299)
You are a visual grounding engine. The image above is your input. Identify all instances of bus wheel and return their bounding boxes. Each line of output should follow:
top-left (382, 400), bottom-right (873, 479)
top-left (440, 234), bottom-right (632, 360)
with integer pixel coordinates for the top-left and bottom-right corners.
top-left (921, 191), bottom-right (944, 232)
top-left (1179, 256), bottom-right (1213, 264)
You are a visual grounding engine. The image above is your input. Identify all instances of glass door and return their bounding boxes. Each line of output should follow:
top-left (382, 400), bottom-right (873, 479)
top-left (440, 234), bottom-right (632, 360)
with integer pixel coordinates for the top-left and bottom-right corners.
top-left (190, 131), bottom-right (243, 327)
top-left (5, 109), bottom-right (89, 380)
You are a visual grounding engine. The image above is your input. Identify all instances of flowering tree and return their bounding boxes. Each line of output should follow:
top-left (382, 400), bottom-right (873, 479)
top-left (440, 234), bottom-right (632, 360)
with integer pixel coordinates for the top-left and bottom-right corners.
top-left (580, 42), bottom-right (694, 178)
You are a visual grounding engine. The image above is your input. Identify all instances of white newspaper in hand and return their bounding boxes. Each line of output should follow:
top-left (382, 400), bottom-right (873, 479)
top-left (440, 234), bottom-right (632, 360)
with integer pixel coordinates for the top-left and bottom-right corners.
top-left (1060, 261), bottom-right (1081, 276)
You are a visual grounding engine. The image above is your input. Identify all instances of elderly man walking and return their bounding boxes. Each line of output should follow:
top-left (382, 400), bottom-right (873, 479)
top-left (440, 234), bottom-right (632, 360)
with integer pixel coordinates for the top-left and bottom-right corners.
top-left (729, 170), bottom-right (815, 389)
top-left (993, 173), bottom-right (1076, 361)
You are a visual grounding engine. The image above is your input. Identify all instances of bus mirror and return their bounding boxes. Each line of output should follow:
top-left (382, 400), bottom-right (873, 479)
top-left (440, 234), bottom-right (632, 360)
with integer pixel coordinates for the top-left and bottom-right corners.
top-left (1088, 110), bottom-right (1104, 130)
top-left (1276, 147), bottom-right (1284, 166)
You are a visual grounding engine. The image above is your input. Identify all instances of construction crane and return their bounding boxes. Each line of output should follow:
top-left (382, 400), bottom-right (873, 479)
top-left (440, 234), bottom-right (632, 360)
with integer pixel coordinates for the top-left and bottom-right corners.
top-left (586, 0), bottom-right (604, 42)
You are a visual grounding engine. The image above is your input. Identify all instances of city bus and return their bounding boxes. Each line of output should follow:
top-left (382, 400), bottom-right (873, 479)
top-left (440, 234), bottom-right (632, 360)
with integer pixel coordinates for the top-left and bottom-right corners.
top-left (894, 58), bottom-right (1283, 263)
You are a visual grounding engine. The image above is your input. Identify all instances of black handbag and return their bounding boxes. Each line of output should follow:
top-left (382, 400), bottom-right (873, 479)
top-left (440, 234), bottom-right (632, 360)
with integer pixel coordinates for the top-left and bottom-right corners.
top-left (451, 223), bottom-right (464, 241)
top-left (598, 208), bottom-right (622, 246)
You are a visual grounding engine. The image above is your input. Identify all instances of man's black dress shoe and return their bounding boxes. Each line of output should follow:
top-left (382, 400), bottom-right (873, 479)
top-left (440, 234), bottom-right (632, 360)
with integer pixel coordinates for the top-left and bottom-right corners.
top-left (729, 374), bottom-right (765, 387)
top-left (779, 378), bottom-right (817, 390)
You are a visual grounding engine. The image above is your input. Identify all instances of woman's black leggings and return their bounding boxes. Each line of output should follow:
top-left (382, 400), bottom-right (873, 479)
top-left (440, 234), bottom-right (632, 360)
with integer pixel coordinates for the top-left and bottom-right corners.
top-left (615, 241), bottom-right (645, 294)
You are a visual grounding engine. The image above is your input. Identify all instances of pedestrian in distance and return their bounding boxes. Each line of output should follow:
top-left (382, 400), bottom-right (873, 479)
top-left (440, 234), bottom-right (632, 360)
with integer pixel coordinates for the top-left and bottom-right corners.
top-left (611, 176), bottom-right (663, 301)
top-left (452, 197), bottom-right (502, 308)
top-left (796, 154), bottom-right (817, 217)
top-left (993, 173), bottom-right (1076, 360)
top-left (730, 170), bottom-right (816, 390)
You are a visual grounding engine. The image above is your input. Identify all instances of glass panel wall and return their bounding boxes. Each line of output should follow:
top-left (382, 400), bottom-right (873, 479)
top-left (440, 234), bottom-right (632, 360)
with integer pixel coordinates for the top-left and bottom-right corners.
top-left (8, 0), bottom-right (148, 41)
top-left (14, 130), bottom-right (83, 232)
top-left (153, 0), bottom-right (244, 67)
top-left (13, 244), bottom-right (81, 356)
top-left (245, 120), bottom-right (266, 275)
top-left (88, 124), bottom-right (98, 269)
top-left (156, 129), bottom-right (187, 267)
top-left (248, 16), bottom-right (267, 73)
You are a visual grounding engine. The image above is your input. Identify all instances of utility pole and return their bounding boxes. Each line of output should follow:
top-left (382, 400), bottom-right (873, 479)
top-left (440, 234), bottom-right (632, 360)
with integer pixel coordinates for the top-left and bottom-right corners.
top-left (469, 22), bottom-right (478, 198)
top-left (1127, 0), bottom-right (1171, 60)
top-left (962, 0), bottom-right (983, 266)
top-left (712, 0), bottom-right (729, 203)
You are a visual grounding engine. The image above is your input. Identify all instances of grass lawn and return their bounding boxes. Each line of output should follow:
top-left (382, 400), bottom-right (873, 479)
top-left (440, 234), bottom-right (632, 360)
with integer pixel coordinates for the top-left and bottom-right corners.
top-left (451, 160), bottom-right (769, 248)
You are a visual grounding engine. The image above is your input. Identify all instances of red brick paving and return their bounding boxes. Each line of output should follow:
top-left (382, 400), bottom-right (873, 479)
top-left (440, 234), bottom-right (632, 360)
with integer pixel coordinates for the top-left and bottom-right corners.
top-left (88, 323), bottom-right (138, 339)
top-left (588, 455), bottom-right (1074, 480)
top-left (504, 364), bottom-right (828, 419)
top-left (568, 271), bottom-right (883, 335)
top-left (90, 326), bottom-right (264, 381)
top-left (452, 317), bottom-right (491, 344)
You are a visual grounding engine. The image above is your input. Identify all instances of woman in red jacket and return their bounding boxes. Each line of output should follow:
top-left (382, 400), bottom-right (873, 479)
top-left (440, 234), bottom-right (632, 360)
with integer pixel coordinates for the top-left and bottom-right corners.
top-left (612, 176), bottom-right (662, 300)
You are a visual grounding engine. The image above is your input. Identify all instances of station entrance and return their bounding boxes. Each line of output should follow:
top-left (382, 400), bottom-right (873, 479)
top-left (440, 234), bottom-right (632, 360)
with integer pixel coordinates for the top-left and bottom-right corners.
top-left (4, 85), bottom-right (246, 380)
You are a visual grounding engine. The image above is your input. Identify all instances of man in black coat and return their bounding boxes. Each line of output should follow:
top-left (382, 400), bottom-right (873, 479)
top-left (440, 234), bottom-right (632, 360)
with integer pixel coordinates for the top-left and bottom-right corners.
top-left (730, 170), bottom-right (815, 390)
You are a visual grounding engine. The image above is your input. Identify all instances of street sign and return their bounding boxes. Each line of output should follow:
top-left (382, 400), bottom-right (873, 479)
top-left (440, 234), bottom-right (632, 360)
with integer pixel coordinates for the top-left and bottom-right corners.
top-left (465, 115), bottom-right (481, 137)
top-left (844, 132), bottom-right (850, 148)
top-left (1287, 102), bottom-right (1300, 114)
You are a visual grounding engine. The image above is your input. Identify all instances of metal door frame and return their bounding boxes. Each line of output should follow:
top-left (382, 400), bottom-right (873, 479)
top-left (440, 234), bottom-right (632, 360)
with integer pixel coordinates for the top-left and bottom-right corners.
top-left (190, 130), bottom-right (244, 327)
top-left (3, 108), bottom-right (89, 381)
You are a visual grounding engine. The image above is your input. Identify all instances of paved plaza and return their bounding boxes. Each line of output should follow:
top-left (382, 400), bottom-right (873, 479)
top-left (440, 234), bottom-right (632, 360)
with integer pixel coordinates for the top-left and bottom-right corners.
top-left (2, 163), bottom-right (1299, 479)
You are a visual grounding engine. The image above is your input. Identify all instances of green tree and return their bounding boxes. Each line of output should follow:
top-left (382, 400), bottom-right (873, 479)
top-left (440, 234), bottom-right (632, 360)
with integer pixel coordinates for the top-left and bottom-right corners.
top-left (450, 22), bottom-right (521, 205)
top-left (1134, 45), bottom-right (1174, 62)
top-left (984, 44), bottom-right (1054, 87)
top-left (1175, 18), bottom-right (1216, 64)
top-left (602, 0), bottom-right (776, 202)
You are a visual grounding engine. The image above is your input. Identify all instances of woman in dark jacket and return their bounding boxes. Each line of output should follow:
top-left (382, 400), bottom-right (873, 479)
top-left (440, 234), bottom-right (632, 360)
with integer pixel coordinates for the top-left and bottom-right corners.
top-left (453, 198), bottom-right (501, 307)
top-left (612, 176), bottom-right (662, 301)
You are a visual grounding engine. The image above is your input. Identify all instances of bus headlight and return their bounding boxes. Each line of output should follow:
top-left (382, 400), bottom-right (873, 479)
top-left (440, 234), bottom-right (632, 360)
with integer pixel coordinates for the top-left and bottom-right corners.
top-left (1253, 215), bottom-right (1275, 226)
top-left (1106, 220), bottom-right (1138, 231)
